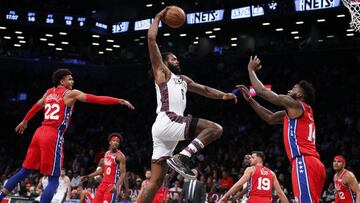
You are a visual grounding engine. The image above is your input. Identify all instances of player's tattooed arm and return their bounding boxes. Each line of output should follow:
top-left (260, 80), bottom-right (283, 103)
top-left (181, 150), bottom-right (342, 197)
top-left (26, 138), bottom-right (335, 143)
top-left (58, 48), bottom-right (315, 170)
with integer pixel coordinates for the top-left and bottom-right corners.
top-left (181, 75), bottom-right (237, 103)
top-left (148, 7), bottom-right (171, 84)
top-left (237, 85), bottom-right (284, 125)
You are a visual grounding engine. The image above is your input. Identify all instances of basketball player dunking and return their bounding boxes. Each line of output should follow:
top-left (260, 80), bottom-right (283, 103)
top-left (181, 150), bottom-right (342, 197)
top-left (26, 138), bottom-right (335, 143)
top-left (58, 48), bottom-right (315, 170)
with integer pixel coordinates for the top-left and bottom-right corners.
top-left (138, 7), bottom-right (237, 203)
top-left (0, 69), bottom-right (134, 203)
top-left (237, 56), bottom-right (326, 202)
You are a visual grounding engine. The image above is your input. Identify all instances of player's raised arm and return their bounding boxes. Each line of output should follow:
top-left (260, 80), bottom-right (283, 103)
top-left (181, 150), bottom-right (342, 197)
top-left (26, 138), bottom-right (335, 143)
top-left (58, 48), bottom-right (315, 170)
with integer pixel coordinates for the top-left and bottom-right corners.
top-left (247, 56), bottom-right (300, 110)
top-left (272, 172), bottom-right (289, 203)
top-left (180, 75), bottom-right (237, 103)
top-left (148, 7), bottom-right (171, 84)
top-left (237, 85), bottom-right (284, 125)
top-left (15, 92), bottom-right (46, 134)
top-left (65, 89), bottom-right (134, 109)
top-left (217, 167), bottom-right (254, 203)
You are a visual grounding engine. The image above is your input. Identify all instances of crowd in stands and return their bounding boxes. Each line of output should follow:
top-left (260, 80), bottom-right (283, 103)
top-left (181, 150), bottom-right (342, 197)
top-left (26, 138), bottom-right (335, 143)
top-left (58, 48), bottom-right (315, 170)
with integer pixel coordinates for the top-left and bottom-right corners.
top-left (0, 47), bottom-right (359, 202)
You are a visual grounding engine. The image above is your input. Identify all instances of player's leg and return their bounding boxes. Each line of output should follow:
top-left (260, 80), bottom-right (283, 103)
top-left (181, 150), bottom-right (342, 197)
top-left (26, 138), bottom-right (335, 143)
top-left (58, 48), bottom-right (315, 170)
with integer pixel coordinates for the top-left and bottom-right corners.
top-left (93, 184), bottom-right (105, 203)
top-left (0, 127), bottom-right (44, 201)
top-left (138, 162), bottom-right (168, 203)
top-left (292, 156), bottom-right (313, 203)
top-left (103, 184), bottom-right (117, 203)
top-left (168, 117), bottom-right (222, 179)
top-left (40, 176), bottom-right (59, 203)
top-left (304, 156), bottom-right (326, 203)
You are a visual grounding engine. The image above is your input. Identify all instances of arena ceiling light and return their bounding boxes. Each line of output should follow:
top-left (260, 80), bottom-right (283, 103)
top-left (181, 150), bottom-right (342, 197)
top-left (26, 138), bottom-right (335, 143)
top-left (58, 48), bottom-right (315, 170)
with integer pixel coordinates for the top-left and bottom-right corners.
top-left (17, 36), bottom-right (25, 39)
top-left (134, 38), bottom-right (140, 42)
top-left (40, 38), bottom-right (47, 41)
top-left (14, 44), bottom-right (21, 47)
top-left (326, 35), bottom-right (334, 38)
top-left (195, 37), bottom-right (199, 40)
top-left (106, 39), bottom-right (114, 43)
top-left (205, 31), bottom-right (213, 34)
top-left (92, 34), bottom-right (100, 38)
top-left (19, 40), bottom-right (26, 43)
top-left (346, 33), bottom-right (354, 36)
top-left (92, 42), bottom-right (100, 46)
top-left (231, 43), bottom-right (237, 47)
top-left (294, 36), bottom-right (300, 39)
top-left (48, 43), bottom-right (55, 46)
top-left (291, 31), bottom-right (299, 34)
top-left (105, 48), bottom-right (113, 51)
top-left (161, 2), bottom-right (165, 5)
top-left (4, 36), bottom-right (11, 39)
top-left (193, 41), bottom-right (198, 44)
top-left (113, 44), bottom-right (120, 48)
top-left (140, 36), bottom-right (146, 39)
top-left (46, 34), bottom-right (53, 37)
top-left (262, 22), bottom-right (271, 26)
top-left (213, 28), bottom-right (221, 31)
top-left (296, 21), bottom-right (304, 25)
top-left (98, 51), bottom-right (104, 54)
top-left (146, 4), bottom-right (153, 7)
top-left (317, 19), bottom-right (326, 22)
top-left (15, 31), bottom-right (22, 34)
top-left (346, 29), bottom-right (354, 32)
top-left (179, 33), bottom-right (187, 37)
top-left (275, 28), bottom-right (284, 31)
top-left (318, 39), bottom-right (324, 42)
top-left (139, 42), bottom-right (144, 45)
top-left (163, 33), bottom-right (171, 36)
top-left (336, 14), bottom-right (346, 18)
top-left (209, 35), bottom-right (216, 38)
top-left (230, 37), bottom-right (237, 41)
top-left (61, 41), bottom-right (69, 45)
top-left (59, 32), bottom-right (67, 35)
top-left (56, 47), bottom-right (63, 51)
top-left (0, 26), bottom-right (6, 29)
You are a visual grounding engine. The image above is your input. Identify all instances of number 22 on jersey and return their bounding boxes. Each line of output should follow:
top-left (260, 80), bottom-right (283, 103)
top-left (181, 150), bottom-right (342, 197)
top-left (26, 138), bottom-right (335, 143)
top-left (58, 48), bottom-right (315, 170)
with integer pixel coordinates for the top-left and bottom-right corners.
top-left (44, 103), bottom-right (60, 120)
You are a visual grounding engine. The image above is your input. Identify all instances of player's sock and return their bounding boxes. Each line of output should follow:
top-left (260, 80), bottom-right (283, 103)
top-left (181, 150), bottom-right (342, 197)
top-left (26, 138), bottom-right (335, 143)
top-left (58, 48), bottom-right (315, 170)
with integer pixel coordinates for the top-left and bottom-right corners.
top-left (0, 167), bottom-right (32, 201)
top-left (180, 138), bottom-right (204, 157)
top-left (40, 176), bottom-right (59, 203)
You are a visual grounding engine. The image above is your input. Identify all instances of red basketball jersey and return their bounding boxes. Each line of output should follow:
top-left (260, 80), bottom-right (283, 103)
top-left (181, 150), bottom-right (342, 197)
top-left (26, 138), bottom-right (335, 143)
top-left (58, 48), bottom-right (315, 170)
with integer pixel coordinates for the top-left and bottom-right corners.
top-left (334, 170), bottom-right (356, 203)
top-left (283, 102), bottom-right (319, 160)
top-left (102, 150), bottom-right (121, 184)
top-left (41, 87), bottom-right (73, 129)
top-left (247, 165), bottom-right (273, 202)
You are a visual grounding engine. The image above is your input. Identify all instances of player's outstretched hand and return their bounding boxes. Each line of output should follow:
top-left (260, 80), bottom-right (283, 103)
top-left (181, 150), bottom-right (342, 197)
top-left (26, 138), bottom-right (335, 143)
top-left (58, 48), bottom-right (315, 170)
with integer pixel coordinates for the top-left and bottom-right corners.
top-left (236, 85), bottom-right (252, 101)
top-left (248, 55), bottom-right (262, 72)
top-left (222, 93), bottom-right (238, 103)
top-left (156, 6), bottom-right (170, 18)
top-left (120, 99), bottom-right (135, 110)
top-left (15, 121), bottom-right (27, 134)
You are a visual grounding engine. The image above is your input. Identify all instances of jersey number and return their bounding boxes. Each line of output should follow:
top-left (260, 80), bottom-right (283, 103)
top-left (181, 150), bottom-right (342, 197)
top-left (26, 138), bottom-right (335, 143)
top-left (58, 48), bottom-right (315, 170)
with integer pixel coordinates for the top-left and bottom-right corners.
top-left (257, 177), bottom-right (270, 191)
top-left (106, 168), bottom-right (111, 175)
top-left (339, 192), bottom-right (345, 199)
top-left (307, 123), bottom-right (316, 143)
top-left (44, 104), bottom-right (60, 120)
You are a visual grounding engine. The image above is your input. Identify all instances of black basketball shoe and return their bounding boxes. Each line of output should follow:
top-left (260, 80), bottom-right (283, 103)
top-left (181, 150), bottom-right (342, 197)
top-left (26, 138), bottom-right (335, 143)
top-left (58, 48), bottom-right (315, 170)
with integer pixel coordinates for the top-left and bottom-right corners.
top-left (167, 154), bottom-right (197, 180)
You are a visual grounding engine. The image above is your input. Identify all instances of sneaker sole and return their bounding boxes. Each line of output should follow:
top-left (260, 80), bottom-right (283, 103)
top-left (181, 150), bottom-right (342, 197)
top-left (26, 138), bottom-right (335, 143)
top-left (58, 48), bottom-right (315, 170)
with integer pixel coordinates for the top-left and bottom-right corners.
top-left (166, 158), bottom-right (197, 180)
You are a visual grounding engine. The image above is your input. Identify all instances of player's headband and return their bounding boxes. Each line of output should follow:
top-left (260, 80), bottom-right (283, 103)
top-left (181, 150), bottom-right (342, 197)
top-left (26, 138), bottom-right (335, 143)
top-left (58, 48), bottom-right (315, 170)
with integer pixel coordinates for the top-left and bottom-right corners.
top-left (334, 155), bottom-right (346, 166)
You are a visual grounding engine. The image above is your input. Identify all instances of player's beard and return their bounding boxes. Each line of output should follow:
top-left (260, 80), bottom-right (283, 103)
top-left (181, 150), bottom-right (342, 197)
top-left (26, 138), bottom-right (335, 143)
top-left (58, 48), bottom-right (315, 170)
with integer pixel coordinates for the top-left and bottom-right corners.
top-left (168, 64), bottom-right (181, 75)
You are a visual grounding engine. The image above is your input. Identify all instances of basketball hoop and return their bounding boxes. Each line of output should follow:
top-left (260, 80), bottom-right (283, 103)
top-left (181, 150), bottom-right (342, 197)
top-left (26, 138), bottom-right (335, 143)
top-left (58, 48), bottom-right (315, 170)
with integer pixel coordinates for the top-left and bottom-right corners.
top-left (342, 0), bottom-right (360, 32)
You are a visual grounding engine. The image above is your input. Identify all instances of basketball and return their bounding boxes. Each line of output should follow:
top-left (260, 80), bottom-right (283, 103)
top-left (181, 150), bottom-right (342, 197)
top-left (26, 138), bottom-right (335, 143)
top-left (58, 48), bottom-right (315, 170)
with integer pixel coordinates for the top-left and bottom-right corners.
top-left (164, 6), bottom-right (186, 28)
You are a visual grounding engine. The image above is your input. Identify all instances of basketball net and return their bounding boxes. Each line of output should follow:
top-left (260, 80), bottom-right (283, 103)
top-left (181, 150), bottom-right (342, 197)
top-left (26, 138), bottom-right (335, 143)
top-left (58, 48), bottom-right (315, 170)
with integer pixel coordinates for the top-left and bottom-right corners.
top-left (342, 0), bottom-right (360, 32)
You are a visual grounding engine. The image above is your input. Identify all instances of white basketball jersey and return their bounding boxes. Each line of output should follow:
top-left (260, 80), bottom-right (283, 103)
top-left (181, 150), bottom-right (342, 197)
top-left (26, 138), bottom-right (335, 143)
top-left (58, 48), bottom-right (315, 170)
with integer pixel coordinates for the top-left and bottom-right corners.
top-left (57, 176), bottom-right (67, 193)
top-left (155, 73), bottom-right (187, 116)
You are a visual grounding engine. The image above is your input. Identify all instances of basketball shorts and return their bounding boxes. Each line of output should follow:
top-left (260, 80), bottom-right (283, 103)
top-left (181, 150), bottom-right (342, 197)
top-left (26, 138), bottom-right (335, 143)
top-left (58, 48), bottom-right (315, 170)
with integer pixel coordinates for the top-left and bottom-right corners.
top-left (291, 155), bottom-right (326, 203)
top-left (93, 182), bottom-right (117, 203)
top-left (248, 196), bottom-right (272, 203)
top-left (151, 112), bottom-right (198, 163)
top-left (22, 125), bottom-right (65, 176)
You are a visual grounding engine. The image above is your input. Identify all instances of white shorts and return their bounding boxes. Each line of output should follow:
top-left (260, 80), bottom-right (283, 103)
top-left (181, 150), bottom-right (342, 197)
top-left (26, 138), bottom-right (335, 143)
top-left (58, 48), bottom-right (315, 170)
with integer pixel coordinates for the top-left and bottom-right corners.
top-left (151, 112), bottom-right (197, 163)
